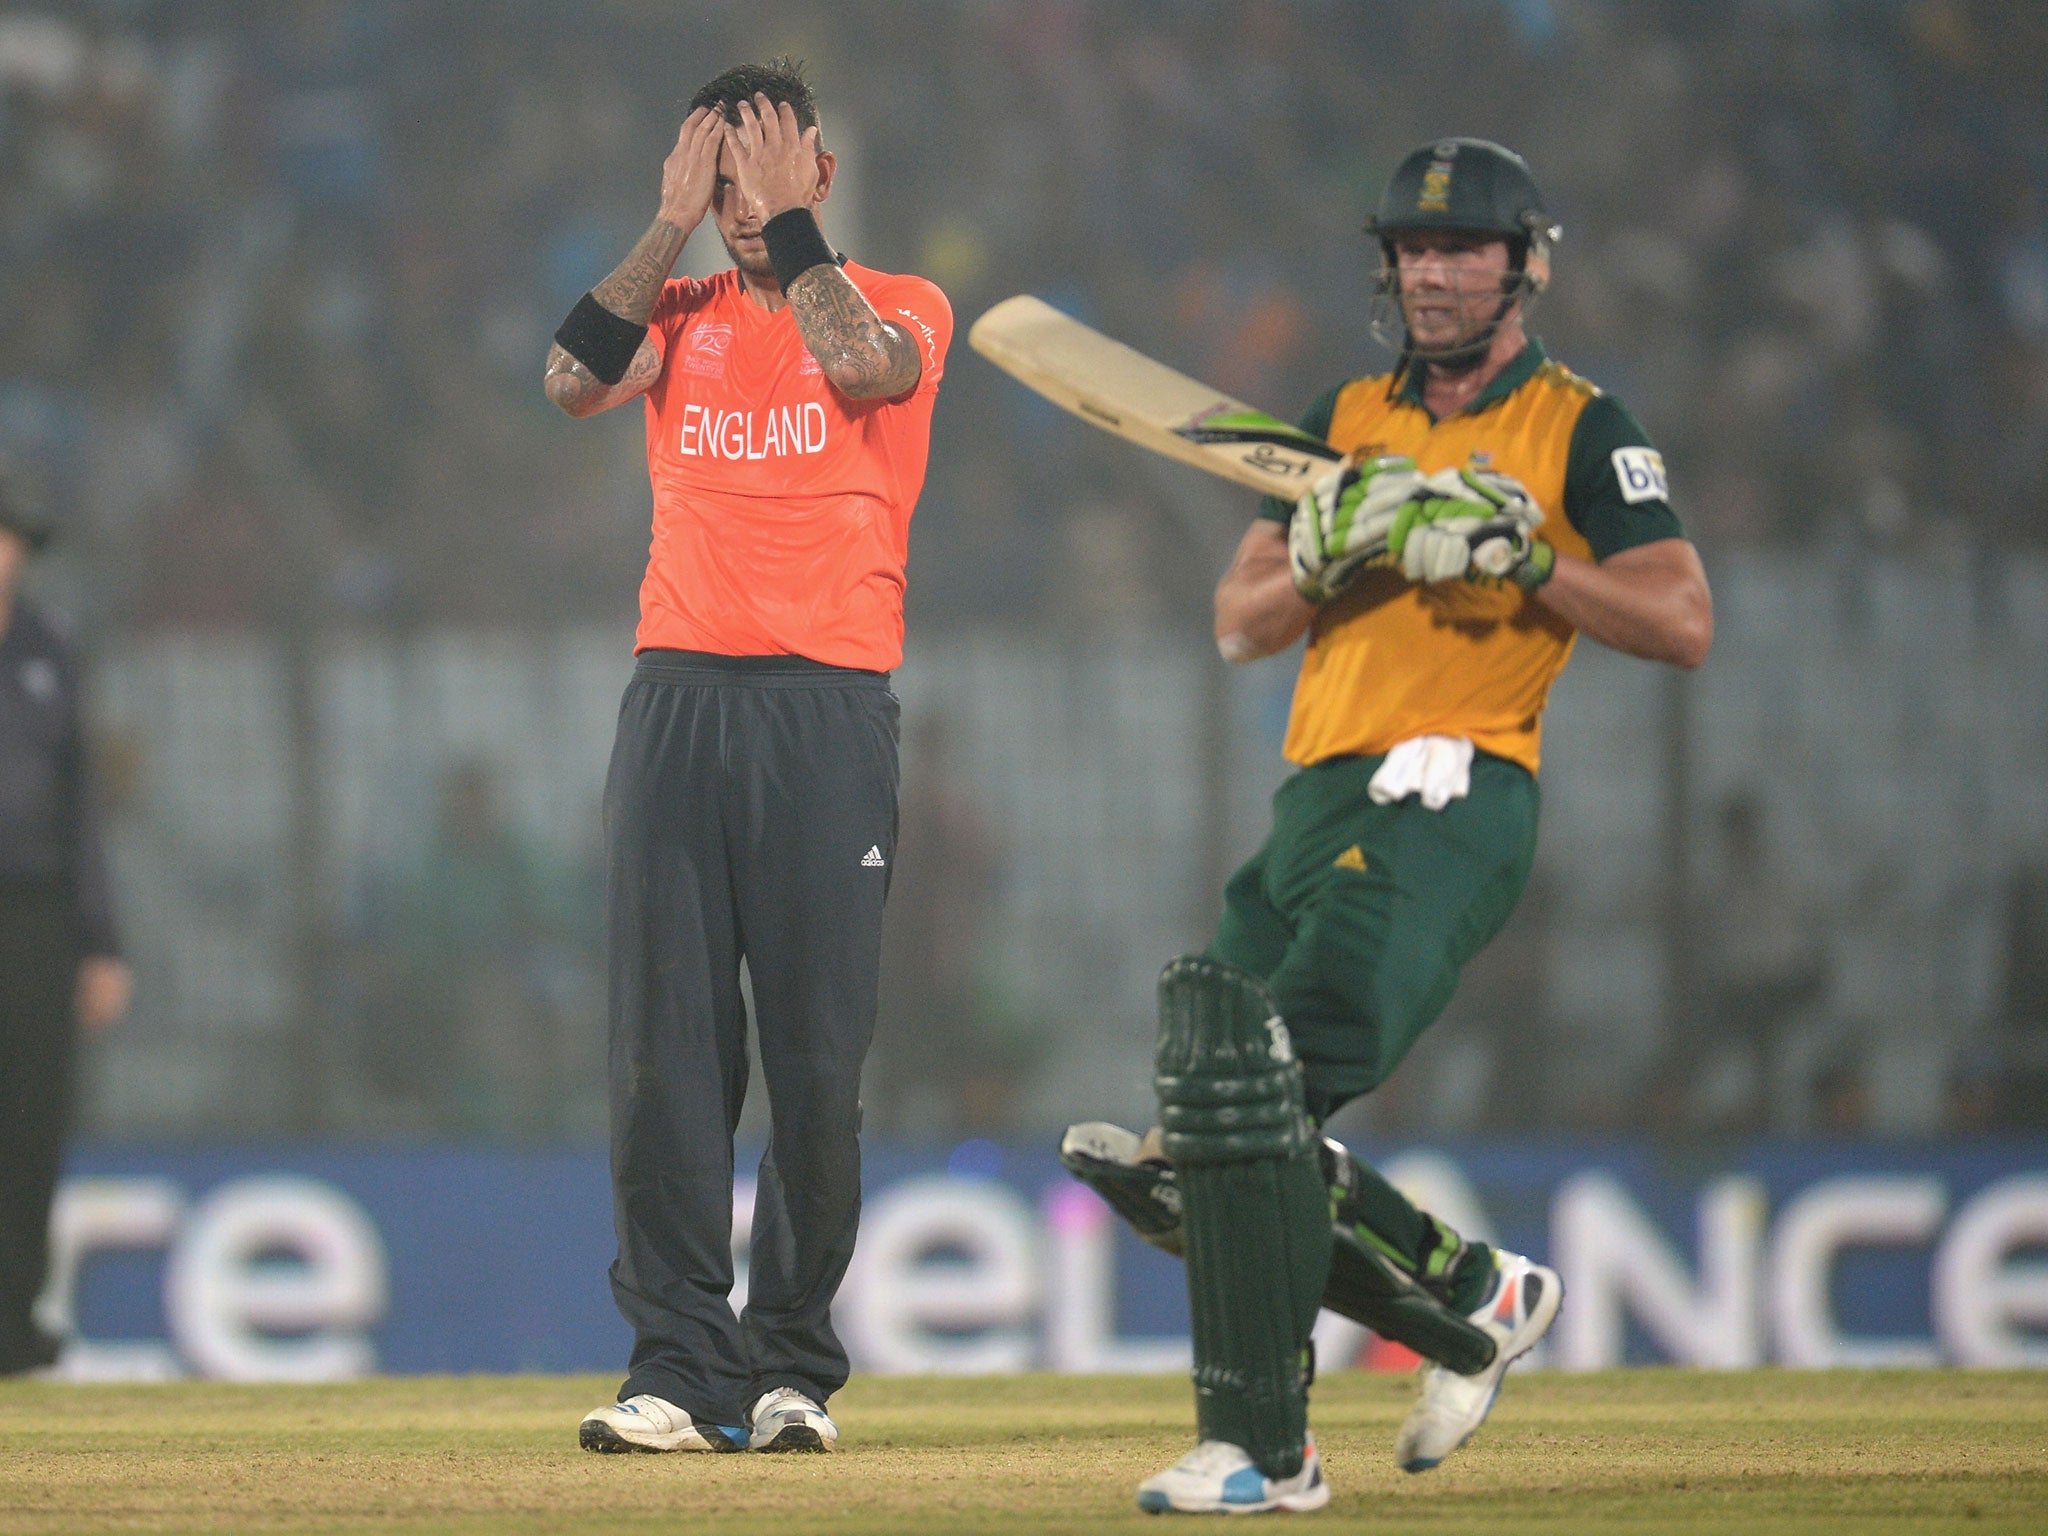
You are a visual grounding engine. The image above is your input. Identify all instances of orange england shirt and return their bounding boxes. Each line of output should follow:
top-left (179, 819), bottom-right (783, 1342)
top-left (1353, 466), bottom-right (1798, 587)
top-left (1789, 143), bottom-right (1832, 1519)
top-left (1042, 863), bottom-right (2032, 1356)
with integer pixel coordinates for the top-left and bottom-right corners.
top-left (634, 262), bottom-right (951, 671)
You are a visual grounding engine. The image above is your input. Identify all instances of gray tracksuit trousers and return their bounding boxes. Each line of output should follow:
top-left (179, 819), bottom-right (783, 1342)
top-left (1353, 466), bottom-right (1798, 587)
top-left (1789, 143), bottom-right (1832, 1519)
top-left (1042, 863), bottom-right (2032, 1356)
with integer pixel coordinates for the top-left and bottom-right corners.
top-left (603, 649), bottom-right (899, 1425)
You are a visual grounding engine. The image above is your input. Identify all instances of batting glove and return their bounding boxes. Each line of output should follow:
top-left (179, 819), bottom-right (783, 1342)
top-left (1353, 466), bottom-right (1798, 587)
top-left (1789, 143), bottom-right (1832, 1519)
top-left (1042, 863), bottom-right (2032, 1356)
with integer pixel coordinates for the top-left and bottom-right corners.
top-left (1449, 467), bottom-right (1554, 585)
top-left (1389, 467), bottom-right (1554, 590)
top-left (1287, 454), bottom-right (1420, 603)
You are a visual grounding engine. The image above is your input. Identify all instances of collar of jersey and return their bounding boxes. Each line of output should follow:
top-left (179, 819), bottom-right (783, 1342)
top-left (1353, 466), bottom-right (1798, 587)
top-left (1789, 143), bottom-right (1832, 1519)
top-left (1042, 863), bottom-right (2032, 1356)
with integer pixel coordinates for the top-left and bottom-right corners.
top-left (1393, 336), bottom-right (1546, 421)
top-left (726, 252), bottom-right (852, 318)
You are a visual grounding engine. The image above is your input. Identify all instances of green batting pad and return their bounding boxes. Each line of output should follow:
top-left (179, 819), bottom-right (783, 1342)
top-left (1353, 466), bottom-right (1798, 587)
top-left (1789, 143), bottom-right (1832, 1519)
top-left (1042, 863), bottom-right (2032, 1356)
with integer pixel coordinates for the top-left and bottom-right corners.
top-left (1324, 1227), bottom-right (1496, 1374)
top-left (1156, 956), bottom-right (1331, 1481)
top-left (1320, 1138), bottom-right (1497, 1372)
top-left (1062, 1122), bottom-right (1498, 1373)
top-left (1058, 1125), bottom-right (1185, 1256)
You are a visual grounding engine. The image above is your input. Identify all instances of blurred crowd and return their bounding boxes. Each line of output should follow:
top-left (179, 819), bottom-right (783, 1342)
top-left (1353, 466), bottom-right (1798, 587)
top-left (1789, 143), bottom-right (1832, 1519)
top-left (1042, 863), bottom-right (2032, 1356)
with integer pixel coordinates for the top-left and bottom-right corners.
top-left (4, 0), bottom-right (2045, 633)
top-left (1351, 790), bottom-right (2048, 1143)
top-left (5, 0), bottom-right (2047, 1139)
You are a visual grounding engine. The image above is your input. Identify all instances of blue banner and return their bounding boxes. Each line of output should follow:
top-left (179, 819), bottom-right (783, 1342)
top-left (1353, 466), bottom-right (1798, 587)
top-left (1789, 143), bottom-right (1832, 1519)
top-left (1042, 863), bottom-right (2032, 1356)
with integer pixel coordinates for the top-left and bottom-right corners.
top-left (42, 1140), bottom-right (2048, 1380)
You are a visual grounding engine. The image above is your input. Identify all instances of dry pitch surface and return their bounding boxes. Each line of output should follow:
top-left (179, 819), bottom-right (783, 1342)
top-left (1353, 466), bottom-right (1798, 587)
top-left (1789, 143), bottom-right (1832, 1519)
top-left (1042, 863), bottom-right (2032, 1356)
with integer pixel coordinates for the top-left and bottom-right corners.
top-left (3, 1370), bottom-right (2045, 1534)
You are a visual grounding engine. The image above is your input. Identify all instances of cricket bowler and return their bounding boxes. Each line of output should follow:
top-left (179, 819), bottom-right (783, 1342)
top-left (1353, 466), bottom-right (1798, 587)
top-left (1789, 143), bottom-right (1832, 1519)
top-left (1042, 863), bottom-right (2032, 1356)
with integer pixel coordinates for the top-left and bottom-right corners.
top-left (544, 59), bottom-right (950, 1455)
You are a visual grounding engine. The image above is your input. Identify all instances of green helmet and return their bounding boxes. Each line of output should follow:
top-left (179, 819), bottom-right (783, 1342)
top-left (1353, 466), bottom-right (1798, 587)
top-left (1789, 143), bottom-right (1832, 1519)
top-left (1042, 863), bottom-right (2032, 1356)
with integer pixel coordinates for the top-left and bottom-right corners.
top-left (1366, 138), bottom-right (1561, 362)
top-left (1369, 138), bottom-right (1555, 247)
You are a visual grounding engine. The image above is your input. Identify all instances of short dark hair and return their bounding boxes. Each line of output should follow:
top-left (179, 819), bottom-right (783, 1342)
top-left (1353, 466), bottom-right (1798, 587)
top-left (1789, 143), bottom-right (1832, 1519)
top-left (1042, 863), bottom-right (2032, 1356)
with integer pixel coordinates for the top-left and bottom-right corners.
top-left (690, 57), bottom-right (820, 140)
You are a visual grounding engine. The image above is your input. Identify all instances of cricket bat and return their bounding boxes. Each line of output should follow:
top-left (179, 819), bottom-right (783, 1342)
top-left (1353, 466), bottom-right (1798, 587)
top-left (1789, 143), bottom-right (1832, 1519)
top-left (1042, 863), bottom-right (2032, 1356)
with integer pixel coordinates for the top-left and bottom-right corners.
top-left (967, 294), bottom-right (1343, 499)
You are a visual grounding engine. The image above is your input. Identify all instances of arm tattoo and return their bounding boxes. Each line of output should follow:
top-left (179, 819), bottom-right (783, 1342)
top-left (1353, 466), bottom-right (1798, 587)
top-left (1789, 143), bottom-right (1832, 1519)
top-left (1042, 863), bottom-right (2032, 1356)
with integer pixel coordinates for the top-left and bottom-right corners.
top-left (593, 218), bottom-right (690, 324)
top-left (544, 338), bottom-right (661, 416)
top-left (543, 217), bottom-right (682, 415)
top-left (786, 266), bottom-right (923, 400)
top-left (618, 343), bottom-right (662, 393)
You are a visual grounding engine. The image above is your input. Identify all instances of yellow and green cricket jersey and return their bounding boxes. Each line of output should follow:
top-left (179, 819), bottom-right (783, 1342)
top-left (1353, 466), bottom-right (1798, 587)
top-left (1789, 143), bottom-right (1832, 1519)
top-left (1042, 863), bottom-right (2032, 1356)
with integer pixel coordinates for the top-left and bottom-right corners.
top-left (1259, 339), bottom-right (1683, 775)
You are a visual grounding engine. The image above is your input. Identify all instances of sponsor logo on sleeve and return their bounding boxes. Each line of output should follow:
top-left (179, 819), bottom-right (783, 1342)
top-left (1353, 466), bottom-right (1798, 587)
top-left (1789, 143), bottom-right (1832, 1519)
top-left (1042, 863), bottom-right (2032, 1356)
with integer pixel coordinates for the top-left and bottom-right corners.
top-left (895, 306), bottom-right (940, 369)
top-left (1610, 446), bottom-right (1669, 504)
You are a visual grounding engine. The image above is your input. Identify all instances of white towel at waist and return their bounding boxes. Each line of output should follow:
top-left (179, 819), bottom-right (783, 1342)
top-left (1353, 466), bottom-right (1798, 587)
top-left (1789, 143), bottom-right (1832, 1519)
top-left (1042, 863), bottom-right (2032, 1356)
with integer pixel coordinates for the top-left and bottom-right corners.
top-left (1366, 735), bottom-right (1475, 811)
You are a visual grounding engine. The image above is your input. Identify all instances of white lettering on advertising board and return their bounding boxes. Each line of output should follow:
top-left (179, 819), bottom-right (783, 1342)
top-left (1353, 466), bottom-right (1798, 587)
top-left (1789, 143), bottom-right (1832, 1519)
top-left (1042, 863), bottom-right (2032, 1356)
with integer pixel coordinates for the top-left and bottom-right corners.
top-left (38, 1161), bottom-right (2048, 1378)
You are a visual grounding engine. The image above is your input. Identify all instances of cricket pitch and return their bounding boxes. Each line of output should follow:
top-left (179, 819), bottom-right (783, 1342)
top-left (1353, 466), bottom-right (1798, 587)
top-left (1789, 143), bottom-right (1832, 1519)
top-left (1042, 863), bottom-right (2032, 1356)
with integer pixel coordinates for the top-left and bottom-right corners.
top-left (3, 1369), bottom-right (2044, 1534)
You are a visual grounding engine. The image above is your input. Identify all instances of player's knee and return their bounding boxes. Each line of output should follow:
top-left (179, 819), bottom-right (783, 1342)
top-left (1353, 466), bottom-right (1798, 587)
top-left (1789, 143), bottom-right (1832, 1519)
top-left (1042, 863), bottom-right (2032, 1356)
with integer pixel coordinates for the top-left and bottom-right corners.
top-left (1281, 969), bottom-right (1450, 1096)
top-left (769, 1052), bottom-right (864, 1129)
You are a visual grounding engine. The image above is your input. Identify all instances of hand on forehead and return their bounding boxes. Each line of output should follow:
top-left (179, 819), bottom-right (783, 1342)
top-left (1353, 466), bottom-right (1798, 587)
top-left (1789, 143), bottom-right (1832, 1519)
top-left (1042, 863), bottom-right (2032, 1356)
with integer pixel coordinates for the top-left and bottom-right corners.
top-left (713, 96), bottom-right (784, 164)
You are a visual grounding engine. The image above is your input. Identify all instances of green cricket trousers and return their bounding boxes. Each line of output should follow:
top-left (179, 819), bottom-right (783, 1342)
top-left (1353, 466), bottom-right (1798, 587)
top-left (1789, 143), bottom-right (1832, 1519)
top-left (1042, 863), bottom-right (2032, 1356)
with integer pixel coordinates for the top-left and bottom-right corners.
top-left (1210, 749), bottom-right (1539, 1122)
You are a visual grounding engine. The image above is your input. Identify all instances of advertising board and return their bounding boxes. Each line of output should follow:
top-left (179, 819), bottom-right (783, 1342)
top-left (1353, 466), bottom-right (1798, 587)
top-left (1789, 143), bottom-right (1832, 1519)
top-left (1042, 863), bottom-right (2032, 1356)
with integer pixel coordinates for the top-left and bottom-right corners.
top-left (44, 1142), bottom-right (2048, 1379)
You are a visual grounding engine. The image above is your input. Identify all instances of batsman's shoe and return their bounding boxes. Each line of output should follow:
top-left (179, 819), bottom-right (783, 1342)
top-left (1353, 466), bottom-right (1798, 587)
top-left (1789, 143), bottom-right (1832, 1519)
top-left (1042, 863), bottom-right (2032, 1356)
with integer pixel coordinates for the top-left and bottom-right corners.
top-left (1396, 1251), bottom-right (1561, 1473)
top-left (578, 1394), bottom-right (746, 1453)
top-left (1059, 1121), bottom-right (1185, 1254)
top-left (1136, 1438), bottom-right (1330, 1515)
top-left (746, 1386), bottom-right (839, 1452)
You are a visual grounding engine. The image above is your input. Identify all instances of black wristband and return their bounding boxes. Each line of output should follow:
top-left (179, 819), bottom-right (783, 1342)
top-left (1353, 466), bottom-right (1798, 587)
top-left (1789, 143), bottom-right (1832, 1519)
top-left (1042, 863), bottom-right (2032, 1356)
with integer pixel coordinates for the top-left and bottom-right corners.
top-left (761, 208), bottom-right (836, 292)
top-left (554, 292), bottom-right (647, 386)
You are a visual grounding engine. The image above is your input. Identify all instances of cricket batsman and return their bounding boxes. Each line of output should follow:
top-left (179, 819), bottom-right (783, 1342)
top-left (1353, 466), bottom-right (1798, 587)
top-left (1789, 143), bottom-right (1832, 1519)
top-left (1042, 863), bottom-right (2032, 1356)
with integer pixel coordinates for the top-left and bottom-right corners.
top-left (1062, 138), bottom-right (1713, 1512)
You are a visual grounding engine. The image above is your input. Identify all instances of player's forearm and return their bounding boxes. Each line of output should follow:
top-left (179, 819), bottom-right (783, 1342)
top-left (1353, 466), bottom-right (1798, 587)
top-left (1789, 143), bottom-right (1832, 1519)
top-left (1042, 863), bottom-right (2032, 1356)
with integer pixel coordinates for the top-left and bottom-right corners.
top-left (786, 266), bottom-right (921, 399)
top-left (1214, 530), bottom-right (1314, 663)
top-left (1533, 538), bottom-right (1713, 669)
top-left (544, 338), bottom-right (662, 417)
top-left (543, 217), bottom-right (687, 416)
top-left (594, 216), bottom-right (692, 323)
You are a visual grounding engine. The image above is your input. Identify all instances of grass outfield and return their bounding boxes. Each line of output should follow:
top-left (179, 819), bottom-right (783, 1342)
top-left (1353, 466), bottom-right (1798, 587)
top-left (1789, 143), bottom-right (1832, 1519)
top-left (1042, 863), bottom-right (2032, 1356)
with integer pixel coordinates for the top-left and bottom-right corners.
top-left (2, 1370), bottom-right (2045, 1534)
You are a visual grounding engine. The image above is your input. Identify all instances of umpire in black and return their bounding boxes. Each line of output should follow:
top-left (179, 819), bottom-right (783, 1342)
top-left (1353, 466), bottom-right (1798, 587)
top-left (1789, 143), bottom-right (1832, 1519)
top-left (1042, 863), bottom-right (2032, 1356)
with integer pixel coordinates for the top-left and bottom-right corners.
top-left (0, 464), bottom-right (129, 1375)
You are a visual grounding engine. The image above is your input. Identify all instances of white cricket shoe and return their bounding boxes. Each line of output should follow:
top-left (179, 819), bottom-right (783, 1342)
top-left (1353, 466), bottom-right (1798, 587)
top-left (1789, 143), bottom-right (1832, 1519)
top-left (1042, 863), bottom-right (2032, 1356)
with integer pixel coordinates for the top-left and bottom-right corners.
top-left (1136, 1438), bottom-right (1330, 1514)
top-left (578, 1394), bottom-right (745, 1453)
top-left (746, 1386), bottom-right (839, 1452)
top-left (1396, 1250), bottom-right (1562, 1473)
